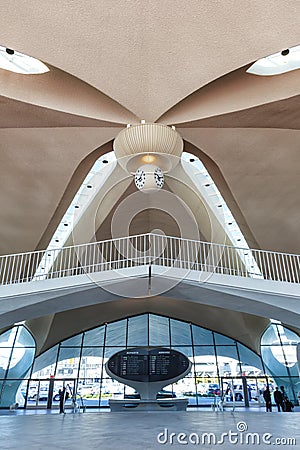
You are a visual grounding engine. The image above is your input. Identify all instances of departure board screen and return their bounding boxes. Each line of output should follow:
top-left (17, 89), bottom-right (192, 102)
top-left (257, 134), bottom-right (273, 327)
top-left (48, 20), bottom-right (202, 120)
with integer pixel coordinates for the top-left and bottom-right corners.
top-left (121, 352), bottom-right (148, 381)
top-left (107, 347), bottom-right (190, 382)
top-left (107, 350), bottom-right (149, 382)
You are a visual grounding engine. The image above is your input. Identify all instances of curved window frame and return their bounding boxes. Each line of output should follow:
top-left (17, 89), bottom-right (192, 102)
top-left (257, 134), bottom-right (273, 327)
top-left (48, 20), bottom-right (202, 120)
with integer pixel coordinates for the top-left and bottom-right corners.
top-left (261, 322), bottom-right (300, 403)
top-left (0, 325), bottom-right (36, 408)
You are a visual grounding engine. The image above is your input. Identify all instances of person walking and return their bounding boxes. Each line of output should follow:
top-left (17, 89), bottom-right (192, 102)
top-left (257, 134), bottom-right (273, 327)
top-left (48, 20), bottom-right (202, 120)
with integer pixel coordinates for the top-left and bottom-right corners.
top-left (263, 387), bottom-right (272, 412)
top-left (274, 387), bottom-right (283, 412)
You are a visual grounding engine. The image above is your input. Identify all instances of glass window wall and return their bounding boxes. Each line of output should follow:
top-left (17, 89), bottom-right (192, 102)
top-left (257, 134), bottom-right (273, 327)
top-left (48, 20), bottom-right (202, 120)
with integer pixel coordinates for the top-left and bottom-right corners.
top-left (2, 315), bottom-right (296, 409)
top-left (28, 314), bottom-right (266, 408)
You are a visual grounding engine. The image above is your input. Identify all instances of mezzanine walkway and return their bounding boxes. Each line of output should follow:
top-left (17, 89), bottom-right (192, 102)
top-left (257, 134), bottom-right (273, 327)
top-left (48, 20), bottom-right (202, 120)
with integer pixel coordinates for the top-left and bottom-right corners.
top-left (0, 234), bottom-right (299, 329)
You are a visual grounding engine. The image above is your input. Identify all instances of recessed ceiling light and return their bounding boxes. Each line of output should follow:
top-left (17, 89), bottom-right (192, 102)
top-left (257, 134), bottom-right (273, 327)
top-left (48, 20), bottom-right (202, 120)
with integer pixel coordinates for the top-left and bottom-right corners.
top-left (190, 158), bottom-right (195, 162)
top-left (281, 49), bottom-right (290, 56)
top-left (64, 223), bottom-right (68, 227)
top-left (0, 45), bottom-right (49, 74)
top-left (102, 160), bottom-right (108, 164)
top-left (247, 44), bottom-right (300, 76)
top-left (74, 205), bottom-right (79, 209)
top-left (87, 185), bottom-right (92, 189)
top-left (205, 183), bottom-right (210, 187)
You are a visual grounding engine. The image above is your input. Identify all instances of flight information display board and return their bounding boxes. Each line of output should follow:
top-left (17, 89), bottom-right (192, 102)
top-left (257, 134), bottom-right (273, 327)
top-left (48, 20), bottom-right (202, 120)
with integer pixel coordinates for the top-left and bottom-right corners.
top-left (121, 352), bottom-right (148, 381)
top-left (107, 347), bottom-right (190, 382)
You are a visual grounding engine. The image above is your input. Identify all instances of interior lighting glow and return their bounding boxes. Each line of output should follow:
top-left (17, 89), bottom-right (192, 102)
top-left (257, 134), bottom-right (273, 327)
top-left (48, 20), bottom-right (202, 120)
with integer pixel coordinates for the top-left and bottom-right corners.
top-left (142, 154), bottom-right (156, 163)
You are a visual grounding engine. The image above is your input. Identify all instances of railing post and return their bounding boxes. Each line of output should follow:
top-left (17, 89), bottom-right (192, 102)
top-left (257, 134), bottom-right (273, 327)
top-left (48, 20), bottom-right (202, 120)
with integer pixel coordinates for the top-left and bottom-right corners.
top-left (289, 254), bottom-right (295, 283)
top-left (281, 253), bottom-right (288, 282)
top-left (296, 255), bottom-right (300, 283)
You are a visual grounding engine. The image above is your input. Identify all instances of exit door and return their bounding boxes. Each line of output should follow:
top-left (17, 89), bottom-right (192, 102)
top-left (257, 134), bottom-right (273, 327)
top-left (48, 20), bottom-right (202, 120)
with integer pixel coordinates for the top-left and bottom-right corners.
top-left (220, 376), bottom-right (269, 407)
top-left (24, 378), bottom-right (76, 409)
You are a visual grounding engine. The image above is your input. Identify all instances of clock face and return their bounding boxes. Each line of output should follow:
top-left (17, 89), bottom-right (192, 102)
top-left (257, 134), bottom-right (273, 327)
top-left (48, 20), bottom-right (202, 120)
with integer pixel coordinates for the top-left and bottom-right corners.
top-left (134, 165), bottom-right (164, 191)
top-left (134, 168), bottom-right (146, 189)
top-left (154, 167), bottom-right (164, 188)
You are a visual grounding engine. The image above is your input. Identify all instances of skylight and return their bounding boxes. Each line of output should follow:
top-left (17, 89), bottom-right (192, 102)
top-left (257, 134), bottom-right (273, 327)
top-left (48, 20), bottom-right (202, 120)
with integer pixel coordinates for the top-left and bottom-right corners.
top-left (0, 45), bottom-right (49, 74)
top-left (247, 44), bottom-right (300, 76)
top-left (182, 152), bottom-right (263, 279)
top-left (33, 152), bottom-right (116, 280)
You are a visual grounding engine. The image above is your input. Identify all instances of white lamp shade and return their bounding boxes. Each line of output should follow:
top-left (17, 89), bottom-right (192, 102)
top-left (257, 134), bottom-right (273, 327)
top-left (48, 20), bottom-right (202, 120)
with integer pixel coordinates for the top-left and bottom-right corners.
top-left (113, 123), bottom-right (183, 173)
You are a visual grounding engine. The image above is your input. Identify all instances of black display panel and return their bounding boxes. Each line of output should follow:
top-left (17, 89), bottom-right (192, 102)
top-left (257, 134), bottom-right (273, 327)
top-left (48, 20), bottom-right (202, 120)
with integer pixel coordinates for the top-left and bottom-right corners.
top-left (107, 347), bottom-right (190, 382)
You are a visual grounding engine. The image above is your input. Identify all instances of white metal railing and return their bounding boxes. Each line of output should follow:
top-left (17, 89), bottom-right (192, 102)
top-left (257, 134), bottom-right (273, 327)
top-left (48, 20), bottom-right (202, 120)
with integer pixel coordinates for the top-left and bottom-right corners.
top-left (0, 233), bottom-right (299, 286)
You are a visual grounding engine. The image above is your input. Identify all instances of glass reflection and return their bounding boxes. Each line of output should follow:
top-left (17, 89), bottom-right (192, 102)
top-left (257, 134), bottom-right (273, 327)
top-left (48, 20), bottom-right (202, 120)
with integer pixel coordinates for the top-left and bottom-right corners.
top-left (149, 315), bottom-right (170, 346)
top-left (127, 315), bottom-right (148, 346)
top-left (261, 323), bottom-right (300, 402)
top-left (106, 320), bottom-right (126, 347)
top-left (191, 325), bottom-right (213, 345)
top-left (83, 327), bottom-right (105, 347)
top-left (170, 320), bottom-right (191, 346)
top-left (0, 325), bottom-right (35, 407)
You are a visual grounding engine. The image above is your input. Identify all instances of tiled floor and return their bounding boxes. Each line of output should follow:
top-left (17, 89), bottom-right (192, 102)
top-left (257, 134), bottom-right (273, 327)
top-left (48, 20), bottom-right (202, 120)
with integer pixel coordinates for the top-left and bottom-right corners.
top-left (0, 409), bottom-right (299, 449)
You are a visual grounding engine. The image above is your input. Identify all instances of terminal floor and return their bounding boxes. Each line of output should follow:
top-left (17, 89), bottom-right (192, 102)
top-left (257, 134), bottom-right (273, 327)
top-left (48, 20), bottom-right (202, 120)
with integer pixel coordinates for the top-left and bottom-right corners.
top-left (0, 408), bottom-right (299, 449)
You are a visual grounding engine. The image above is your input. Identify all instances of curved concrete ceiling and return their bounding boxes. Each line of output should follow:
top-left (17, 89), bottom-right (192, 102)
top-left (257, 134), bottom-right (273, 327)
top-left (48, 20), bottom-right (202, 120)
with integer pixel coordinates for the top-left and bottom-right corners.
top-left (0, 1), bottom-right (299, 259)
top-left (159, 66), bottom-right (300, 125)
top-left (171, 96), bottom-right (300, 130)
top-left (180, 129), bottom-right (300, 253)
top-left (0, 131), bottom-right (119, 254)
top-left (0, 65), bottom-right (138, 124)
top-left (1, 1), bottom-right (299, 120)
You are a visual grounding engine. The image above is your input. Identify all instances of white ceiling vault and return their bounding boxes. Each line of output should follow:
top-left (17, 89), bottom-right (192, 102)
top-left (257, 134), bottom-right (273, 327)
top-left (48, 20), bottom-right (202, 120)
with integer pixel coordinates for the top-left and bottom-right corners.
top-left (0, 0), bottom-right (299, 259)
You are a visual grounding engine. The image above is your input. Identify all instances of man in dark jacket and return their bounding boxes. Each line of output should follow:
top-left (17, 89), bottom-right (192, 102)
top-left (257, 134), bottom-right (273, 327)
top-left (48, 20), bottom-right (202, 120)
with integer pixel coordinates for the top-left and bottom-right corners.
top-left (263, 387), bottom-right (272, 412)
top-left (274, 387), bottom-right (283, 412)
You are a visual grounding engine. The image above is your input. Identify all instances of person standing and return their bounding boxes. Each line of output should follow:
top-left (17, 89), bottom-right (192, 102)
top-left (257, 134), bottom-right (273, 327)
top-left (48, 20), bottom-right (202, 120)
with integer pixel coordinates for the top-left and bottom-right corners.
top-left (274, 387), bottom-right (283, 412)
top-left (59, 387), bottom-right (66, 414)
top-left (263, 387), bottom-right (272, 412)
top-left (280, 386), bottom-right (288, 412)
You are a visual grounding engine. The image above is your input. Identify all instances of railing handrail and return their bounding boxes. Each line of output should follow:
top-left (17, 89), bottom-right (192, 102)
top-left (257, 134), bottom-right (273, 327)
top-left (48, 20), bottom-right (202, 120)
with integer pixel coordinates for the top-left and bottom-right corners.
top-left (0, 233), bottom-right (299, 286)
top-left (1, 232), bottom-right (300, 260)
